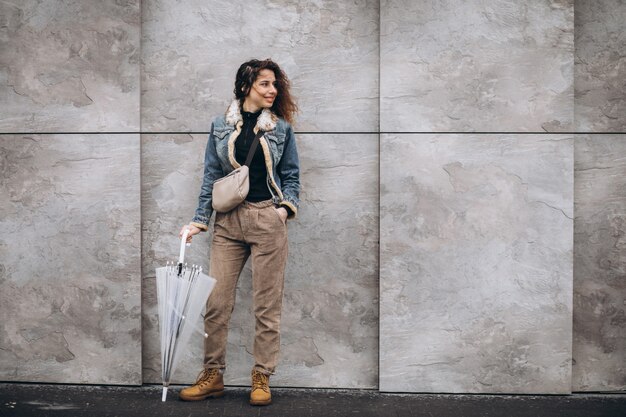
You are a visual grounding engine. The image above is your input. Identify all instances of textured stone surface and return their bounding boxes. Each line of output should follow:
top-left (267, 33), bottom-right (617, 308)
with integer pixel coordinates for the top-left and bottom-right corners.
top-left (380, 0), bottom-right (574, 132)
top-left (0, 134), bottom-right (141, 384)
top-left (0, 0), bottom-right (140, 132)
top-left (256, 133), bottom-right (379, 388)
top-left (141, 133), bottom-right (213, 384)
top-left (2, 0), bottom-right (624, 394)
top-left (574, 0), bottom-right (626, 132)
top-left (141, 133), bottom-right (379, 388)
top-left (572, 135), bottom-right (626, 391)
top-left (380, 134), bottom-right (573, 393)
top-left (141, 0), bottom-right (379, 132)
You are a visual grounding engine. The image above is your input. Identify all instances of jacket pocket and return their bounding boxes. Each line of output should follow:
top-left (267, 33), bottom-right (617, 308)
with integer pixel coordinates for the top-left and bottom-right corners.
top-left (213, 128), bottom-right (232, 141)
top-left (265, 132), bottom-right (285, 159)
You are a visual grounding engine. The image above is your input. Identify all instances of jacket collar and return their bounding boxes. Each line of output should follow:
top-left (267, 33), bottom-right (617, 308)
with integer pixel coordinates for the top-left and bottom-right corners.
top-left (225, 99), bottom-right (278, 131)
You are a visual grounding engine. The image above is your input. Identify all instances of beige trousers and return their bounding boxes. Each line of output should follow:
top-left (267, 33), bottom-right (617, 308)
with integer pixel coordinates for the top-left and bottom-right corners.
top-left (203, 199), bottom-right (288, 375)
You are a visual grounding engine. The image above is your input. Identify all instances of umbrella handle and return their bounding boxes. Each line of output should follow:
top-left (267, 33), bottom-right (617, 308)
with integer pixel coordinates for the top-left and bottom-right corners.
top-left (179, 228), bottom-right (190, 264)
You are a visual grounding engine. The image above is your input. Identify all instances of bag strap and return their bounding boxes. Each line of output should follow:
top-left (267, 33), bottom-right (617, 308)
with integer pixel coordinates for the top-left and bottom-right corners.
top-left (244, 130), bottom-right (264, 167)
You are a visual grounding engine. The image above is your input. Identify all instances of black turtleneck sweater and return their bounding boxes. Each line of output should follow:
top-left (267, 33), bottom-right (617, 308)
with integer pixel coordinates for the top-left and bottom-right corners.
top-left (235, 109), bottom-right (273, 202)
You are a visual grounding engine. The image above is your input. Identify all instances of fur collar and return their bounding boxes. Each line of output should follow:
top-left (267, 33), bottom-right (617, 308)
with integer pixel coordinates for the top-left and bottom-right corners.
top-left (225, 99), bottom-right (278, 131)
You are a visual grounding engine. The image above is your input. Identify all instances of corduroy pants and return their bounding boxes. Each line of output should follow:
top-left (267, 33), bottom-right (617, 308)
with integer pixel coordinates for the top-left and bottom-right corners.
top-left (203, 199), bottom-right (288, 375)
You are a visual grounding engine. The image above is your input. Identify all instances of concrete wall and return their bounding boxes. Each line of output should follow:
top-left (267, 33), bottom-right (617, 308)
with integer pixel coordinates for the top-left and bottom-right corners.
top-left (0, 0), bottom-right (141, 385)
top-left (141, 133), bottom-right (379, 388)
top-left (380, 0), bottom-right (573, 132)
top-left (380, 134), bottom-right (573, 393)
top-left (573, 136), bottom-right (626, 391)
top-left (140, 0), bottom-right (380, 388)
top-left (141, 0), bottom-right (379, 132)
top-left (0, 0), bottom-right (140, 132)
top-left (379, 0), bottom-right (574, 394)
top-left (0, 0), bottom-right (624, 392)
top-left (0, 134), bottom-right (142, 384)
top-left (572, 0), bottom-right (626, 392)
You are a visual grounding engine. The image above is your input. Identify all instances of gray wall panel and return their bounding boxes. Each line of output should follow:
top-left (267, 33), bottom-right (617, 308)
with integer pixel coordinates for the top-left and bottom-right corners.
top-left (140, 134), bottom-right (213, 384)
top-left (270, 133), bottom-right (379, 388)
top-left (0, 134), bottom-right (141, 384)
top-left (380, 134), bottom-right (573, 393)
top-left (141, 133), bottom-right (379, 388)
top-left (381, 0), bottom-right (574, 132)
top-left (574, 0), bottom-right (626, 132)
top-left (0, 1), bottom-right (140, 132)
top-left (141, 0), bottom-right (379, 132)
top-left (573, 135), bottom-right (626, 391)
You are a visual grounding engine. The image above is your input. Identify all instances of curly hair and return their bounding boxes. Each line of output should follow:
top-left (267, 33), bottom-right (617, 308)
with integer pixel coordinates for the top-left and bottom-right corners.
top-left (234, 59), bottom-right (298, 125)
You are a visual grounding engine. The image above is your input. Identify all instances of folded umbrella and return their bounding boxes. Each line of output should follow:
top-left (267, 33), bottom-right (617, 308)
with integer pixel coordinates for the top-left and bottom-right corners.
top-left (155, 229), bottom-right (216, 401)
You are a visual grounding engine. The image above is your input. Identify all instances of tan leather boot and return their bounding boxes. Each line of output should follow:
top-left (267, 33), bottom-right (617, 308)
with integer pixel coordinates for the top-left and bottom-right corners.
top-left (179, 368), bottom-right (224, 401)
top-left (249, 369), bottom-right (271, 406)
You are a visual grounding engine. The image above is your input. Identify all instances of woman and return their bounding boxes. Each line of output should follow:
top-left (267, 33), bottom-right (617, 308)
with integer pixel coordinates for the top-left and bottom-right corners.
top-left (178, 59), bottom-right (300, 406)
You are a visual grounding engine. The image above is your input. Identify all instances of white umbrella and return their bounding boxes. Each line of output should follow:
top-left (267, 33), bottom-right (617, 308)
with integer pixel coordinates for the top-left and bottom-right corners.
top-left (155, 229), bottom-right (216, 402)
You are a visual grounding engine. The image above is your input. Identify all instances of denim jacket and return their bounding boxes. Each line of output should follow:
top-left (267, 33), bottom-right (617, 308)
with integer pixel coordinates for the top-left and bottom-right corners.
top-left (190, 99), bottom-right (300, 230)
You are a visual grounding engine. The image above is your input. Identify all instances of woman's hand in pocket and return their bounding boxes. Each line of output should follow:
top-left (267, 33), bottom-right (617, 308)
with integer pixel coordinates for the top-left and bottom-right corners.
top-left (275, 207), bottom-right (288, 224)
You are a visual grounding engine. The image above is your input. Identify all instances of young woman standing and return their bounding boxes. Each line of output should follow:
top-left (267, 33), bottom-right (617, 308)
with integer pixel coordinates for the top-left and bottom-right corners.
top-left (178, 59), bottom-right (300, 406)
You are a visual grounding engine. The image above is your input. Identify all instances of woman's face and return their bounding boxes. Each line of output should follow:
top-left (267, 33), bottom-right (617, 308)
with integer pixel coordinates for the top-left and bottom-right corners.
top-left (246, 69), bottom-right (277, 110)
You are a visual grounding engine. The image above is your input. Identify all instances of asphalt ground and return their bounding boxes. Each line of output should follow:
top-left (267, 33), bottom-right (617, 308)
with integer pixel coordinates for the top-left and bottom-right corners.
top-left (1, 383), bottom-right (625, 417)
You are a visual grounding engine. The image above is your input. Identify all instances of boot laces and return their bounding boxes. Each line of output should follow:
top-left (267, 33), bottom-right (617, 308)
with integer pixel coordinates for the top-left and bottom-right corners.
top-left (195, 368), bottom-right (218, 387)
top-left (252, 371), bottom-right (269, 392)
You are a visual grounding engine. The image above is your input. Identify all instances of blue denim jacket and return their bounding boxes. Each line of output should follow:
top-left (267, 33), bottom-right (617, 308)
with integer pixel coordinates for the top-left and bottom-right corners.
top-left (190, 99), bottom-right (300, 230)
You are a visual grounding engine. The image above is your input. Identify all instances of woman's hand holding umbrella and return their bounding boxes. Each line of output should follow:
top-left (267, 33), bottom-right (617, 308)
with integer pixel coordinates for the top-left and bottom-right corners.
top-left (179, 224), bottom-right (202, 243)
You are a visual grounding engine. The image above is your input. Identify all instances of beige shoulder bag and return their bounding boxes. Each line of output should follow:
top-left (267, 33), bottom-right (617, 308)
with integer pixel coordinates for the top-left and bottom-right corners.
top-left (212, 130), bottom-right (263, 213)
